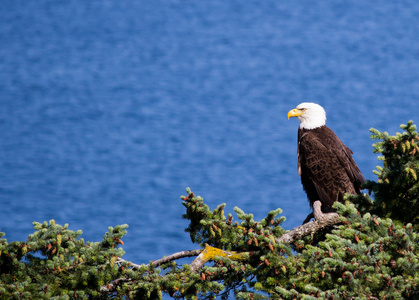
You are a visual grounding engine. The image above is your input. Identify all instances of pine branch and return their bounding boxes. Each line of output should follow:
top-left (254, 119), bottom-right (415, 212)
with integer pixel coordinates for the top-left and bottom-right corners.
top-left (102, 200), bottom-right (342, 295)
top-left (152, 249), bottom-right (203, 267)
top-left (189, 201), bottom-right (340, 272)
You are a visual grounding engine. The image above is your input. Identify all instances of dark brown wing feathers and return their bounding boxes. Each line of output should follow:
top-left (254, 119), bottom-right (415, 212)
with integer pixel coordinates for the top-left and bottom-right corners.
top-left (297, 126), bottom-right (365, 212)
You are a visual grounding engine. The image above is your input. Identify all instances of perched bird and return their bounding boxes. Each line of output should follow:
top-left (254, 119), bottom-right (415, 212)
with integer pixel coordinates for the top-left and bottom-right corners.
top-left (287, 103), bottom-right (365, 221)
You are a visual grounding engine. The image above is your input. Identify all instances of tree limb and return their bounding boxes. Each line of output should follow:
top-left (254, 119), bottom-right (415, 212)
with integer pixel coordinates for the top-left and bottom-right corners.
top-left (103, 250), bottom-right (205, 293)
top-left (116, 249), bottom-right (203, 270)
top-left (152, 249), bottom-right (202, 267)
top-left (104, 199), bottom-right (342, 295)
top-left (188, 201), bottom-right (341, 272)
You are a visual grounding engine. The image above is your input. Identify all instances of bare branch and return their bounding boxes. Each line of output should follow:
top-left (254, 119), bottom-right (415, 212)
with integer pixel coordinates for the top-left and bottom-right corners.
top-left (116, 257), bottom-right (143, 270)
top-left (190, 251), bottom-right (207, 273)
top-left (152, 249), bottom-right (202, 267)
top-left (115, 249), bottom-right (203, 270)
top-left (104, 250), bottom-right (205, 293)
top-left (277, 201), bottom-right (340, 244)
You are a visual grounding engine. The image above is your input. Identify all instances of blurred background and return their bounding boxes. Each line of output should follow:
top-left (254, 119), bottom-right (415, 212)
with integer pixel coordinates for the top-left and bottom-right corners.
top-left (1, 1), bottom-right (418, 264)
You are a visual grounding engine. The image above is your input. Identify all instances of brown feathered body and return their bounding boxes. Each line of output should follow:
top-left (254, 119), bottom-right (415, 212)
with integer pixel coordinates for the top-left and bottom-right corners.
top-left (297, 125), bottom-right (365, 212)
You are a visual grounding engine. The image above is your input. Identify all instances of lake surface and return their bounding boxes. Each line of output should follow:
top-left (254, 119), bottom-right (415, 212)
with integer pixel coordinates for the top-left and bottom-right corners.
top-left (1, 1), bottom-right (418, 266)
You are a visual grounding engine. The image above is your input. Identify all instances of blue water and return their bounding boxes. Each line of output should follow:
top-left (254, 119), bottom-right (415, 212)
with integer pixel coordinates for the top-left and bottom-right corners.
top-left (1, 1), bottom-right (418, 266)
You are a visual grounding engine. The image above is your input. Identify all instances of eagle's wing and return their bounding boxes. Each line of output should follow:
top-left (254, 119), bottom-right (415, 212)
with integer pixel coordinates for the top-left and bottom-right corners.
top-left (298, 130), bottom-right (363, 210)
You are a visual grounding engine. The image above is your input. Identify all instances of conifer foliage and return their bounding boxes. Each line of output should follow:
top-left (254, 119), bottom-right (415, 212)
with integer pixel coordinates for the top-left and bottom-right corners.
top-left (368, 120), bottom-right (419, 227)
top-left (0, 122), bottom-right (418, 299)
top-left (0, 220), bottom-right (127, 298)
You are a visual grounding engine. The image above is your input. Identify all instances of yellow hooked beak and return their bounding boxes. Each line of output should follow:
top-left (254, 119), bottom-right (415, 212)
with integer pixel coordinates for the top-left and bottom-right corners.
top-left (287, 108), bottom-right (305, 119)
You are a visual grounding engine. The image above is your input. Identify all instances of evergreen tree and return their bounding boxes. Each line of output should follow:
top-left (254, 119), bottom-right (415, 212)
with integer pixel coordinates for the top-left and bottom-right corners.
top-left (368, 120), bottom-right (419, 228)
top-left (0, 121), bottom-right (418, 299)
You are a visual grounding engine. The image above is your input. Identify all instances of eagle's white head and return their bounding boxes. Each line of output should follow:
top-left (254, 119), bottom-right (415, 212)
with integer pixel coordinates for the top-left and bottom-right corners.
top-left (287, 102), bottom-right (326, 130)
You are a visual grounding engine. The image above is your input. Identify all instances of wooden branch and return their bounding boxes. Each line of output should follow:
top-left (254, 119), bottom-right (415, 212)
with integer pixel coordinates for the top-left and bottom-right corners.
top-left (152, 249), bottom-right (202, 267)
top-left (116, 257), bottom-right (143, 269)
top-left (103, 250), bottom-right (205, 293)
top-left (115, 249), bottom-right (203, 270)
top-left (277, 200), bottom-right (340, 244)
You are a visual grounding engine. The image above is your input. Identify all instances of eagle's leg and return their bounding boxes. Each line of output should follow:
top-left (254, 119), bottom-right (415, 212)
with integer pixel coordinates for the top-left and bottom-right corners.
top-left (303, 200), bottom-right (334, 224)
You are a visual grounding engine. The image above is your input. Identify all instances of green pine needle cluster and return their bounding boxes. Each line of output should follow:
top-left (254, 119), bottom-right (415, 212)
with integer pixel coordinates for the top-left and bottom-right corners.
top-left (251, 202), bottom-right (418, 299)
top-left (0, 220), bottom-right (127, 299)
top-left (367, 120), bottom-right (419, 227)
top-left (0, 121), bottom-right (418, 299)
top-left (182, 189), bottom-right (286, 252)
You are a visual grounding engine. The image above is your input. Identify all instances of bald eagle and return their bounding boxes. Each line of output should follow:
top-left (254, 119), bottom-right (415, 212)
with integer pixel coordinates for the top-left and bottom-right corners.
top-left (288, 103), bottom-right (365, 221)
